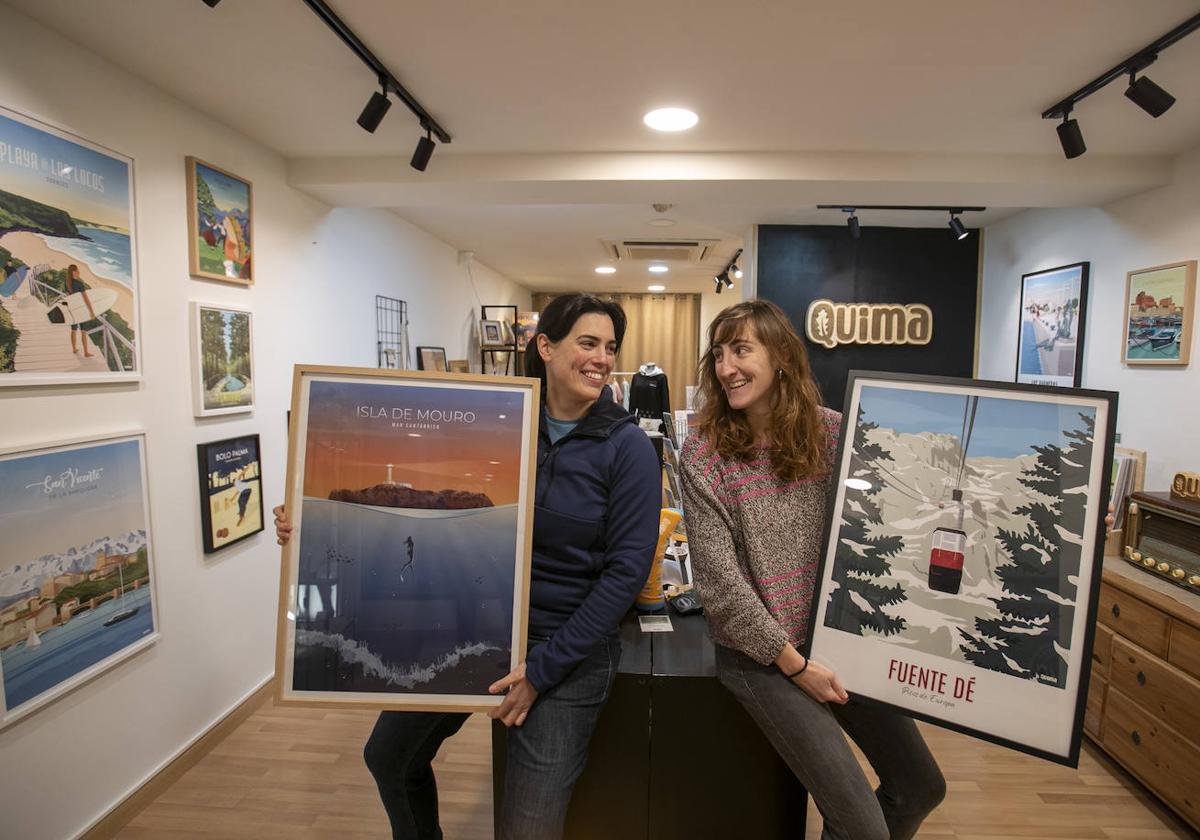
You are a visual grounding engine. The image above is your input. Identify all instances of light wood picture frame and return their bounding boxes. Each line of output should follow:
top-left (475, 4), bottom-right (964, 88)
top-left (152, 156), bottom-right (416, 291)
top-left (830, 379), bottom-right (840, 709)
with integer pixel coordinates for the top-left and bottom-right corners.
top-left (1121, 260), bottom-right (1195, 366)
top-left (186, 156), bottom-right (253, 285)
top-left (277, 365), bottom-right (540, 712)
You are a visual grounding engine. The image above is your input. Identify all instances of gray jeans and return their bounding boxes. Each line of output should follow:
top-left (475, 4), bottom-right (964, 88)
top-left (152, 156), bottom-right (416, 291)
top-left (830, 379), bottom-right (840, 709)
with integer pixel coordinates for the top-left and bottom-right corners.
top-left (715, 644), bottom-right (946, 840)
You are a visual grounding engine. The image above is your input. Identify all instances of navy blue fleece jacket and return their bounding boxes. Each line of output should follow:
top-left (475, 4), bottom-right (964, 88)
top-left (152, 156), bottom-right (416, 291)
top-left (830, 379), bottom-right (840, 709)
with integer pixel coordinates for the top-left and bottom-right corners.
top-left (523, 387), bottom-right (661, 692)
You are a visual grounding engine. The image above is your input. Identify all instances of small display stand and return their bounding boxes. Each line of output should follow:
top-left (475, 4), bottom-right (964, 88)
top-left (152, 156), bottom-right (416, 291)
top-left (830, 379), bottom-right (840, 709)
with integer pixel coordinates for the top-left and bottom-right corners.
top-left (480, 304), bottom-right (519, 375)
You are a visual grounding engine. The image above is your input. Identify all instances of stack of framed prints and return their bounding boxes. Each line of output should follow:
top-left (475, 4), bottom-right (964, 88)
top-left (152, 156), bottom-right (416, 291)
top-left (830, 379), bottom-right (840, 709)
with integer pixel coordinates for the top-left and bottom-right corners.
top-left (1122, 260), bottom-right (1195, 366)
top-left (807, 371), bottom-right (1117, 766)
top-left (1016, 262), bottom-right (1089, 387)
top-left (197, 435), bottom-right (265, 553)
top-left (190, 302), bottom-right (254, 417)
top-left (277, 365), bottom-right (539, 711)
top-left (0, 433), bottom-right (159, 727)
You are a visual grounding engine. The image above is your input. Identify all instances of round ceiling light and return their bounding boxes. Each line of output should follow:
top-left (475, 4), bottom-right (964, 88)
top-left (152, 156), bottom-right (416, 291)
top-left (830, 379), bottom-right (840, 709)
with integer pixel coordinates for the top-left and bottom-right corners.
top-left (648, 284), bottom-right (666, 292)
top-left (643, 107), bottom-right (698, 132)
top-left (648, 264), bottom-right (669, 274)
top-left (594, 266), bottom-right (616, 274)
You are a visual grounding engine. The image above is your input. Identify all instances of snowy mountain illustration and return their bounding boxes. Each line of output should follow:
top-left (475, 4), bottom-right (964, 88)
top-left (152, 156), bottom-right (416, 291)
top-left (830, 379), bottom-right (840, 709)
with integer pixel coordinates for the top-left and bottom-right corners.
top-left (0, 530), bottom-right (148, 605)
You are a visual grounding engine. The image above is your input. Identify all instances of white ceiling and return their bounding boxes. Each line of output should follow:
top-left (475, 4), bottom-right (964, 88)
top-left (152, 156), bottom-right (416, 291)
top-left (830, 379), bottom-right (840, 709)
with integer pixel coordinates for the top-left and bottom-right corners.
top-left (11, 0), bottom-right (1200, 293)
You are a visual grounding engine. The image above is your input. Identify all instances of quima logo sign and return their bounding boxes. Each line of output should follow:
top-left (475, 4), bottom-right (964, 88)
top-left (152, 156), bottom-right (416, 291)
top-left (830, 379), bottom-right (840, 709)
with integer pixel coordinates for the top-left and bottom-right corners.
top-left (805, 299), bottom-right (933, 349)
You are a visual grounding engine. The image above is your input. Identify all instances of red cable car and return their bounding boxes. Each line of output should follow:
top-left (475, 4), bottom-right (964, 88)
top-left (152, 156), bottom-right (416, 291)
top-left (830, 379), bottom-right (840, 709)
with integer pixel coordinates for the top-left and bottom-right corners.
top-left (928, 526), bottom-right (966, 594)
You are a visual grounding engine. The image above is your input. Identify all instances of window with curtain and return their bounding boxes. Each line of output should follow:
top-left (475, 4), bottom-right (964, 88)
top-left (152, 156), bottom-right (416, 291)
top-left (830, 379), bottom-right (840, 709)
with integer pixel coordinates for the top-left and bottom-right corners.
top-left (531, 292), bottom-right (700, 411)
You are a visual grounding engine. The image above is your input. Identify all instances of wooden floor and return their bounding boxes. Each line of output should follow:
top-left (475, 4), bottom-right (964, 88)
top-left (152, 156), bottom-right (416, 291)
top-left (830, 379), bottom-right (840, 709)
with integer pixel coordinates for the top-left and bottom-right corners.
top-left (113, 697), bottom-right (1194, 840)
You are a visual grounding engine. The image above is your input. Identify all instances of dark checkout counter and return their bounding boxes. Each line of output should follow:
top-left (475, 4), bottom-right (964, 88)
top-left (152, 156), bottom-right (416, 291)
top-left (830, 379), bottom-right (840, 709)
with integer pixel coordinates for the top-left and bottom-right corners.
top-left (492, 612), bottom-right (807, 839)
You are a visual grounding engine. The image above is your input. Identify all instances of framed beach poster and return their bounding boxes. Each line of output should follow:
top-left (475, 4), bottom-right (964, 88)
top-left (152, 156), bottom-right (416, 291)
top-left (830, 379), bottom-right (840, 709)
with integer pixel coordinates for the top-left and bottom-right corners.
top-left (197, 434), bottom-right (264, 554)
top-left (806, 371), bottom-right (1117, 766)
top-left (416, 346), bottom-right (447, 372)
top-left (190, 301), bottom-right (254, 417)
top-left (0, 105), bottom-right (141, 386)
top-left (1016, 262), bottom-right (1089, 387)
top-left (186, 156), bottom-right (253, 285)
top-left (1122, 261), bottom-right (1195, 366)
top-left (277, 365), bottom-right (540, 712)
top-left (0, 432), bottom-right (159, 728)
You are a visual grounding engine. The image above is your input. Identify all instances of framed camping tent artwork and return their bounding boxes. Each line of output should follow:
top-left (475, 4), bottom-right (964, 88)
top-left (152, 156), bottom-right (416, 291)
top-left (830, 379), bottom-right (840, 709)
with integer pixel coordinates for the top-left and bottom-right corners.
top-left (1122, 260), bottom-right (1195, 366)
top-left (186, 156), bottom-right (253, 285)
top-left (1016, 262), bottom-right (1089, 387)
top-left (189, 302), bottom-right (254, 417)
top-left (197, 434), bottom-right (265, 554)
top-left (277, 365), bottom-right (539, 712)
top-left (0, 432), bottom-right (159, 728)
top-left (806, 371), bottom-right (1116, 766)
top-left (0, 104), bottom-right (141, 386)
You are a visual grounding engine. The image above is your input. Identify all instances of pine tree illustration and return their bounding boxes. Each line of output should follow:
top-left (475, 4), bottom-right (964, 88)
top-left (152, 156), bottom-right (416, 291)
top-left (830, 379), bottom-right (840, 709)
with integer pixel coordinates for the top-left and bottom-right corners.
top-left (825, 407), bottom-right (907, 636)
top-left (960, 412), bottom-right (1094, 688)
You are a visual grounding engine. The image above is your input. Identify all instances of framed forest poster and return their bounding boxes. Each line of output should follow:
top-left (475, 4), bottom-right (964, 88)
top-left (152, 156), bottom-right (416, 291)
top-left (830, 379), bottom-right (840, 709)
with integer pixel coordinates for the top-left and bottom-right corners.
top-left (806, 371), bottom-right (1117, 766)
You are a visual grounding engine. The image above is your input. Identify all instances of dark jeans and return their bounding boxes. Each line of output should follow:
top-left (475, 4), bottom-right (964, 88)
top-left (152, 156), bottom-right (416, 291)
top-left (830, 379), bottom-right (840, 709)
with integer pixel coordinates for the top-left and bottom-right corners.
top-left (363, 635), bottom-right (620, 840)
top-left (715, 644), bottom-right (946, 840)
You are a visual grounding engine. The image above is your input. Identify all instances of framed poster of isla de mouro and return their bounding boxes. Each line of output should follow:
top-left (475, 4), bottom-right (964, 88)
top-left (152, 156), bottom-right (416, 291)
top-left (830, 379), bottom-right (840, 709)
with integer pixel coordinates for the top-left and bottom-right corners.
top-left (277, 365), bottom-right (539, 712)
top-left (0, 432), bottom-right (159, 728)
top-left (806, 371), bottom-right (1117, 767)
top-left (1122, 260), bottom-right (1195, 366)
top-left (197, 434), bottom-right (264, 554)
top-left (186, 156), bottom-right (253, 285)
top-left (0, 104), bottom-right (141, 386)
top-left (1016, 262), bottom-right (1089, 387)
top-left (190, 301), bottom-right (254, 417)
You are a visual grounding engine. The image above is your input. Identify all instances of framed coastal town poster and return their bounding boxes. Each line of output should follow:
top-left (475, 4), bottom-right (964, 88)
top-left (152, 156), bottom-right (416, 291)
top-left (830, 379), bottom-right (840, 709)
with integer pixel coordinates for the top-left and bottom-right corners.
top-left (806, 371), bottom-right (1117, 766)
top-left (0, 105), bottom-right (141, 386)
top-left (1016, 262), bottom-right (1089, 387)
top-left (189, 301), bottom-right (254, 417)
top-left (186, 156), bottom-right (253, 285)
top-left (277, 365), bottom-right (540, 712)
top-left (197, 434), bottom-right (264, 554)
top-left (0, 432), bottom-right (159, 728)
top-left (1121, 261), bottom-right (1195, 366)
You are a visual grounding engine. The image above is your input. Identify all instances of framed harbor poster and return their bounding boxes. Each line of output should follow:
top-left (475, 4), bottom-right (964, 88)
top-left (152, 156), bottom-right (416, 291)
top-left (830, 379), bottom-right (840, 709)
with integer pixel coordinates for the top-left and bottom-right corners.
top-left (186, 157), bottom-right (253, 285)
top-left (277, 365), bottom-right (539, 712)
top-left (197, 434), bottom-right (264, 554)
top-left (190, 301), bottom-right (254, 417)
top-left (1122, 261), bottom-right (1195, 366)
top-left (0, 105), bottom-right (141, 386)
top-left (0, 432), bottom-right (159, 728)
top-left (806, 371), bottom-right (1117, 766)
top-left (1016, 262), bottom-right (1088, 387)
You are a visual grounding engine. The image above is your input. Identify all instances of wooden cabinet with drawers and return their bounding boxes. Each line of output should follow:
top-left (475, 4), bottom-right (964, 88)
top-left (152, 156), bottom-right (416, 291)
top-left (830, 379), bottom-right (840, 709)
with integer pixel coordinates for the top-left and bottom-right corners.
top-left (1085, 560), bottom-right (1200, 833)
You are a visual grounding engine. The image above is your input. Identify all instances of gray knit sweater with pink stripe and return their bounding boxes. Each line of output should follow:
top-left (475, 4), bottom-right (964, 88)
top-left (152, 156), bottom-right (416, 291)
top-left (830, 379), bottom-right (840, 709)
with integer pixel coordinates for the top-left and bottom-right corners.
top-left (679, 407), bottom-right (842, 665)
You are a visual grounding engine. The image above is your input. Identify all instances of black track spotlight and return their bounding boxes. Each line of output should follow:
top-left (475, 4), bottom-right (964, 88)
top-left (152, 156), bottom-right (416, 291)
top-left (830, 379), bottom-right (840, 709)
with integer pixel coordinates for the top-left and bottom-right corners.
top-left (948, 213), bottom-right (969, 241)
top-left (357, 84), bottom-right (391, 134)
top-left (847, 212), bottom-right (861, 240)
top-left (411, 129), bottom-right (436, 172)
top-left (717, 270), bottom-right (733, 289)
top-left (714, 276), bottom-right (724, 294)
top-left (202, 0), bottom-right (221, 6)
top-left (1125, 72), bottom-right (1176, 118)
top-left (1056, 113), bottom-right (1087, 160)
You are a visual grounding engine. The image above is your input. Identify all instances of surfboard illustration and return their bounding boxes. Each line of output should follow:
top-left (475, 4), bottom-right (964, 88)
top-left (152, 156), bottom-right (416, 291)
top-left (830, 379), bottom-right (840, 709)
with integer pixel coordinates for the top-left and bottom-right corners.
top-left (46, 288), bottom-right (118, 325)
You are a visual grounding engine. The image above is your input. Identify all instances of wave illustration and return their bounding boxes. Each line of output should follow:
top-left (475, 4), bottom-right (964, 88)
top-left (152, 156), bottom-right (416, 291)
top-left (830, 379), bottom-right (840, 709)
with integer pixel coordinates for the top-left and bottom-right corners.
top-left (296, 629), bottom-right (503, 689)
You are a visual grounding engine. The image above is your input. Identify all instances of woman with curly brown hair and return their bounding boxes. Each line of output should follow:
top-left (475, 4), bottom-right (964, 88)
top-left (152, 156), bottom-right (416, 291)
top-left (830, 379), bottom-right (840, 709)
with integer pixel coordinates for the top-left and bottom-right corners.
top-left (679, 298), bottom-right (945, 840)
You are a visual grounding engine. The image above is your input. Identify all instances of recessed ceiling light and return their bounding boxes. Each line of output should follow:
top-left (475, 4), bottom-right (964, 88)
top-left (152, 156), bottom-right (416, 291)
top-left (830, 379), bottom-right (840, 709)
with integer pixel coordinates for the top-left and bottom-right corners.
top-left (648, 264), bottom-right (669, 274)
top-left (595, 266), bottom-right (616, 274)
top-left (648, 218), bottom-right (676, 227)
top-left (648, 284), bottom-right (666, 292)
top-left (643, 107), bottom-right (698, 132)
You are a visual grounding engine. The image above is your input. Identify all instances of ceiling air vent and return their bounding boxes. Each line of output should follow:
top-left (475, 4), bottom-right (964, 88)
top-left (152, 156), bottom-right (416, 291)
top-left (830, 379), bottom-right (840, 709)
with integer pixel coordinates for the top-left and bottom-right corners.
top-left (602, 239), bottom-right (716, 263)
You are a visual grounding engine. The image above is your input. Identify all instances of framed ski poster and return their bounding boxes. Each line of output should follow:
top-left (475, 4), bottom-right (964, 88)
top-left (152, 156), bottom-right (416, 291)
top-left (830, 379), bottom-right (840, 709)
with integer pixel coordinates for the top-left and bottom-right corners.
top-left (806, 371), bottom-right (1117, 766)
top-left (277, 365), bottom-right (539, 712)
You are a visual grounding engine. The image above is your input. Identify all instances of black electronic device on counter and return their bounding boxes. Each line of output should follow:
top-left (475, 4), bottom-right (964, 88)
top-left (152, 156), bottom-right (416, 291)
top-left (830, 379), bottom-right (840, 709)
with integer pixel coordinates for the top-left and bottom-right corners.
top-left (669, 590), bottom-right (703, 616)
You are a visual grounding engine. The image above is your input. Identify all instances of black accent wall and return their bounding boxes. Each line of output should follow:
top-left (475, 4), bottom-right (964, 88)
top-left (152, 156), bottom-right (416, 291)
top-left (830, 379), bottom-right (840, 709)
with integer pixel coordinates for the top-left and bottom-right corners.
top-left (756, 225), bottom-right (979, 409)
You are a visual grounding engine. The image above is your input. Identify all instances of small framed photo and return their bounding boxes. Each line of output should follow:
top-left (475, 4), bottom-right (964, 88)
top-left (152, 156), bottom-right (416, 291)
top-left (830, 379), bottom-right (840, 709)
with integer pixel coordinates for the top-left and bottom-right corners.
top-left (416, 346), bottom-right (448, 372)
top-left (1122, 261), bottom-right (1195, 366)
top-left (197, 434), bottom-right (264, 553)
top-left (448, 359), bottom-right (471, 374)
top-left (1016, 262), bottom-right (1089, 387)
top-left (186, 157), bottom-right (253, 285)
top-left (190, 302), bottom-right (254, 417)
top-left (479, 319), bottom-right (506, 347)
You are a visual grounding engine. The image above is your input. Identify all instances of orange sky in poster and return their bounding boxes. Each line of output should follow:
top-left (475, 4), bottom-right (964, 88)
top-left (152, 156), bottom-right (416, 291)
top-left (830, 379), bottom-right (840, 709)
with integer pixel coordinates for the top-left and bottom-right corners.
top-left (302, 378), bottom-right (529, 506)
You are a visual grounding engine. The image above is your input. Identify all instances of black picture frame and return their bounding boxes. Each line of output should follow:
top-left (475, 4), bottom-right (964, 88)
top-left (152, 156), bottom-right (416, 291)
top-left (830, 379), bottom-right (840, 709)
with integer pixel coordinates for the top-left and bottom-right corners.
top-left (805, 370), bottom-right (1117, 767)
top-left (197, 434), bottom-right (265, 554)
top-left (1015, 262), bottom-right (1090, 388)
top-left (416, 345), bottom-right (448, 372)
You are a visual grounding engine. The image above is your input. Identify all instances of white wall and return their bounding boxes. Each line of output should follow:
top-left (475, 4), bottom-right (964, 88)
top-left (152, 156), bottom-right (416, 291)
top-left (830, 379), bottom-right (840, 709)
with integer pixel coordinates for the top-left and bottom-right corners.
top-left (0, 8), bottom-right (527, 840)
top-left (979, 146), bottom-right (1200, 491)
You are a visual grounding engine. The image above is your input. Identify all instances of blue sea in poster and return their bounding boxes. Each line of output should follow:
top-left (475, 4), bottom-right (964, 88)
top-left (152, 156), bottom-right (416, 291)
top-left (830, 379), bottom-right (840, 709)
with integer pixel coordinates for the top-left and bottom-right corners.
top-left (294, 498), bottom-right (518, 695)
top-left (38, 227), bottom-right (133, 289)
top-left (1018, 319), bottom-right (1041, 374)
top-left (2, 586), bottom-right (153, 711)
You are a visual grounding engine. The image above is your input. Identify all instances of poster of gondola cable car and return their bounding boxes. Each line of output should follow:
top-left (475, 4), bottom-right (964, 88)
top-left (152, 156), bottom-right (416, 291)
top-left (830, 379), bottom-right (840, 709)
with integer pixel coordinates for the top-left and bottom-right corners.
top-left (807, 371), bottom-right (1117, 766)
